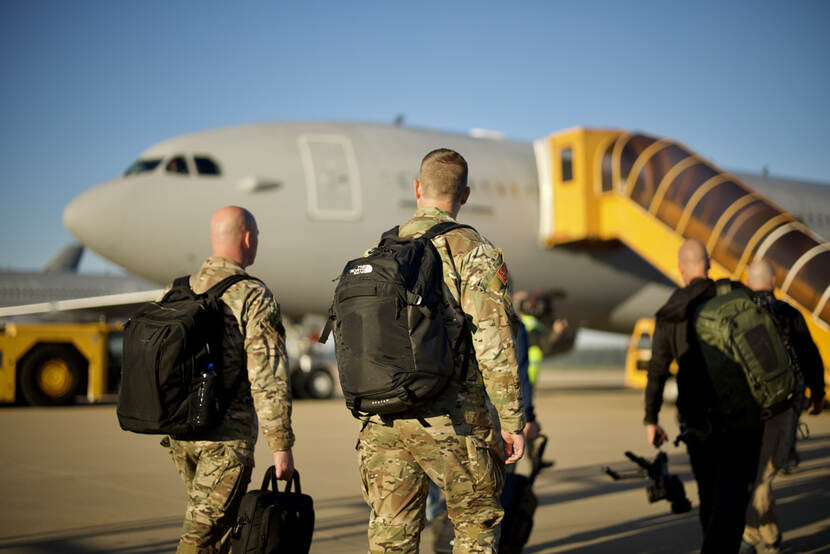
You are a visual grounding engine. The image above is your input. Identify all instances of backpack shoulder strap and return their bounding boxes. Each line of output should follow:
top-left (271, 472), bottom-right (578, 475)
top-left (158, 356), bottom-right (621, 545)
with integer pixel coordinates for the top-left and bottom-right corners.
top-left (162, 275), bottom-right (195, 301)
top-left (380, 226), bottom-right (401, 242)
top-left (379, 222), bottom-right (474, 243)
top-left (173, 275), bottom-right (191, 289)
top-left (419, 222), bottom-right (474, 241)
top-left (205, 274), bottom-right (260, 299)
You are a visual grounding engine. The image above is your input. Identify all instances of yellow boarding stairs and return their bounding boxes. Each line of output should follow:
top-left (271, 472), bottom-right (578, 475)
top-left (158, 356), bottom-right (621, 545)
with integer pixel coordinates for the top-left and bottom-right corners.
top-left (534, 128), bottom-right (830, 399)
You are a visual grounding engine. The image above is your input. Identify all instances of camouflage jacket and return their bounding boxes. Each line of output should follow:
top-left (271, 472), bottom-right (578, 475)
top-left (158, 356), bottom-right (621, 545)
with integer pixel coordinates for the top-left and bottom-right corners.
top-left (389, 206), bottom-right (526, 434)
top-left (180, 256), bottom-right (294, 453)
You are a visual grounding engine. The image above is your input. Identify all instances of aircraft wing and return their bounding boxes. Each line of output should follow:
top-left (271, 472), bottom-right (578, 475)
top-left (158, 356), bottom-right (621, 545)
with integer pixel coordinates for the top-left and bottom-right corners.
top-left (0, 289), bottom-right (163, 321)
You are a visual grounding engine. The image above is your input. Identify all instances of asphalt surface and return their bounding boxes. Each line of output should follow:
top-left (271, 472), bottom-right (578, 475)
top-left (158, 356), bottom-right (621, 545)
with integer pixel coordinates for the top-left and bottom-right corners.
top-left (1, 369), bottom-right (829, 553)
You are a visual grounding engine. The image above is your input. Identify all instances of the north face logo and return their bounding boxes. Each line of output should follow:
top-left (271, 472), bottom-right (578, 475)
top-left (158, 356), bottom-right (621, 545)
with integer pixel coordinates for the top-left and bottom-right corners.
top-left (349, 264), bottom-right (373, 275)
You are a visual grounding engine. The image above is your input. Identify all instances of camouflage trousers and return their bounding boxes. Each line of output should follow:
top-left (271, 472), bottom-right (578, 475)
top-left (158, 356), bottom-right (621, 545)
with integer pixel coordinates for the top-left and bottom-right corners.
top-left (743, 408), bottom-right (796, 547)
top-left (166, 438), bottom-right (254, 554)
top-left (357, 416), bottom-right (505, 553)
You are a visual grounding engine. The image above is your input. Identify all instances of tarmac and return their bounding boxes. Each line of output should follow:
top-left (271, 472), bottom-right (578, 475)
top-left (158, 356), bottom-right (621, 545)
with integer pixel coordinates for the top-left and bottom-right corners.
top-left (1, 368), bottom-right (829, 553)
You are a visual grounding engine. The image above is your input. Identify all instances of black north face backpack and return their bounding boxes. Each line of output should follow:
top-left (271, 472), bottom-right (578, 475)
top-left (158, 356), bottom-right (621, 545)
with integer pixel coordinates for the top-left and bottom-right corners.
top-left (117, 274), bottom-right (253, 437)
top-left (321, 222), bottom-right (473, 417)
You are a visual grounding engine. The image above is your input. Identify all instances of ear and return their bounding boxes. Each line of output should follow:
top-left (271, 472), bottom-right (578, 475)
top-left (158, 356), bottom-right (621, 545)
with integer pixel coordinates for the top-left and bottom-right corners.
top-left (459, 186), bottom-right (471, 206)
top-left (242, 230), bottom-right (252, 249)
top-left (414, 179), bottom-right (422, 200)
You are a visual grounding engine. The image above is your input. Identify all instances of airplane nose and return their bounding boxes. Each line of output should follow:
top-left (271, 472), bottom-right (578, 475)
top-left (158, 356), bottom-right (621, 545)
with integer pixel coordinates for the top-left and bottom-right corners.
top-left (63, 181), bottom-right (124, 251)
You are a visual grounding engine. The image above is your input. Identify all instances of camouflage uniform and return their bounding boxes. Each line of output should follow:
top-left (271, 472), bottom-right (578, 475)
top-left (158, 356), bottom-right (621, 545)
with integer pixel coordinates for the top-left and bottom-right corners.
top-left (358, 206), bottom-right (525, 553)
top-left (164, 256), bottom-right (294, 554)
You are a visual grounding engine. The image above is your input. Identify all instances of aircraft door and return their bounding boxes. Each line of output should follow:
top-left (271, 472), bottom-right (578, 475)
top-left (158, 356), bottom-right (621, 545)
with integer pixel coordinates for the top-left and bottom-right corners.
top-left (298, 134), bottom-right (363, 221)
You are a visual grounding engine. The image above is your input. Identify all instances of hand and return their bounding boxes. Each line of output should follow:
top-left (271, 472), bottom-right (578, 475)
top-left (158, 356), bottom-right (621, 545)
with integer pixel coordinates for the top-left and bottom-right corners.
top-left (646, 424), bottom-right (668, 448)
top-left (523, 421), bottom-right (541, 442)
top-left (501, 431), bottom-right (526, 465)
top-left (808, 396), bottom-right (824, 415)
top-left (273, 448), bottom-right (294, 480)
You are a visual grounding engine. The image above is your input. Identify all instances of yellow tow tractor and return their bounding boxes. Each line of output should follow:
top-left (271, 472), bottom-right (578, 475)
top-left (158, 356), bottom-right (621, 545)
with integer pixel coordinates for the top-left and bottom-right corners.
top-left (0, 321), bottom-right (123, 406)
top-left (624, 318), bottom-right (678, 399)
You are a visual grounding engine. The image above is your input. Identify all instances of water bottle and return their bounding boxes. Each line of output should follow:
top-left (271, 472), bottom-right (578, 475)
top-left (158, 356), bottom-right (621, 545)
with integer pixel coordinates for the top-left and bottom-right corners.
top-left (194, 362), bottom-right (218, 429)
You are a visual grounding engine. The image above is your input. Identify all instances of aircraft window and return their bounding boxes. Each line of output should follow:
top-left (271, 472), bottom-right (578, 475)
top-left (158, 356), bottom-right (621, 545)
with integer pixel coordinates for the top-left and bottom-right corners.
top-left (124, 158), bottom-right (162, 176)
top-left (166, 156), bottom-right (189, 175)
top-left (560, 148), bottom-right (573, 182)
top-left (194, 156), bottom-right (221, 176)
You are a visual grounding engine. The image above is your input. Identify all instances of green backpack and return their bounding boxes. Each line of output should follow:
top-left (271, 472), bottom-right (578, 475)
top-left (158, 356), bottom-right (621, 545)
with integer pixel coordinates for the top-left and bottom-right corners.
top-left (694, 281), bottom-right (796, 431)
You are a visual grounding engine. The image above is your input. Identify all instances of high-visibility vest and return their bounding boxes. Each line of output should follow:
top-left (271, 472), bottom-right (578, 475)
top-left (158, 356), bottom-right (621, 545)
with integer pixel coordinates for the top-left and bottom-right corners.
top-left (520, 314), bottom-right (544, 385)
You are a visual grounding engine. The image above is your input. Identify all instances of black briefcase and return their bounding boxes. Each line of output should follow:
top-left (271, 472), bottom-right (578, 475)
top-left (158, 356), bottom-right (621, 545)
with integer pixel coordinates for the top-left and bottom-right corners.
top-left (231, 466), bottom-right (314, 554)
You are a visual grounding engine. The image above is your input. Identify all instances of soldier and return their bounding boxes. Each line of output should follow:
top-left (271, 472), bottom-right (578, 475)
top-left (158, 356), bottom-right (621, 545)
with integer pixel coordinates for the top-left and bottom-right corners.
top-left (644, 239), bottom-right (763, 554)
top-left (740, 260), bottom-right (825, 554)
top-left (357, 149), bottom-right (526, 553)
top-left (164, 206), bottom-right (295, 554)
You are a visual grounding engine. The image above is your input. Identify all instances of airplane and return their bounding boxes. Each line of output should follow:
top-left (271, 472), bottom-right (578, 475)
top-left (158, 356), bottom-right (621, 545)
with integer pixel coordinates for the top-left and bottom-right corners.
top-left (3, 120), bottom-right (829, 406)
top-left (58, 121), bottom-right (830, 337)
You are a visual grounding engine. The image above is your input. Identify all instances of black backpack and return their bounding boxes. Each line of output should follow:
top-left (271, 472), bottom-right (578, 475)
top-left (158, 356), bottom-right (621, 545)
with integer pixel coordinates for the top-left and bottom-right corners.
top-left (232, 467), bottom-right (315, 554)
top-left (117, 274), bottom-right (253, 437)
top-left (321, 222), bottom-right (473, 417)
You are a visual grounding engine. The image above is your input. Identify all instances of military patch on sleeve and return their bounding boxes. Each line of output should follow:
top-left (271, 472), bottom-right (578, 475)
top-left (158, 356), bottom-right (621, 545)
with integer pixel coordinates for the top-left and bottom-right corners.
top-left (487, 261), bottom-right (510, 293)
top-left (496, 263), bottom-right (508, 285)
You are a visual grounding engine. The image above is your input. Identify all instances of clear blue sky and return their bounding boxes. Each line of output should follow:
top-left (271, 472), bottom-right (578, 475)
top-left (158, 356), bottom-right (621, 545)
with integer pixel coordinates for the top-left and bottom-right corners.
top-left (1, 0), bottom-right (828, 272)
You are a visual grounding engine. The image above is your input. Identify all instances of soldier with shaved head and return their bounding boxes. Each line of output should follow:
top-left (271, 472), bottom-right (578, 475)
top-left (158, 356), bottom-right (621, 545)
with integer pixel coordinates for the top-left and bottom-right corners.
top-left (644, 238), bottom-right (764, 554)
top-left (356, 148), bottom-right (525, 553)
top-left (165, 206), bottom-right (295, 554)
top-left (740, 260), bottom-right (825, 554)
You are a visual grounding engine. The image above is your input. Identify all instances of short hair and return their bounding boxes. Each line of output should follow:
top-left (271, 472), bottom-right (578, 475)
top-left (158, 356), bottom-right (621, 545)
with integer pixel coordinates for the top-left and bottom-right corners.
top-left (418, 149), bottom-right (468, 201)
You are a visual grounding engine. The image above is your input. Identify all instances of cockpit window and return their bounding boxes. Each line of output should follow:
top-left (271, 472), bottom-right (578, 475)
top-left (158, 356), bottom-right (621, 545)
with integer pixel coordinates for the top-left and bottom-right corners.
top-left (194, 156), bottom-right (221, 176)
top-left (124, 158), bottom-right (162, 176)
top-left (166, 156), bottom-right (189, 175)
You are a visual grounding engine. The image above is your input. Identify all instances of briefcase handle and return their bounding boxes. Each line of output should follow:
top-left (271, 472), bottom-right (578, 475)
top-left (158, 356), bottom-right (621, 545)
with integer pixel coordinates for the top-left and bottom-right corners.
top-left (262, 465), bottom-right (302, 494)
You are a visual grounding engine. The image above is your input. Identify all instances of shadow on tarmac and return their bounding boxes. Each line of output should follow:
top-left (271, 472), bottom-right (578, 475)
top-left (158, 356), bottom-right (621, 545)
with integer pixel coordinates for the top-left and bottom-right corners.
top-left (3, 440), bottom-right (827, 554)
top-left (0, 517), bottom-right (180, 553)
top-left (525, 433), bottom-right (830, 553)
top-left (2, 393), bottom-right (827, 554)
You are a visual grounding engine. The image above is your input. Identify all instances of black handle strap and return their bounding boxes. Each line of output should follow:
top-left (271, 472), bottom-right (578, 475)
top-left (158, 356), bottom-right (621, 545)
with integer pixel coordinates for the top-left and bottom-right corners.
top-left (319, 316), bottom-right (333, 344)
top-left (262, 466), bottom-right (302, 493)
